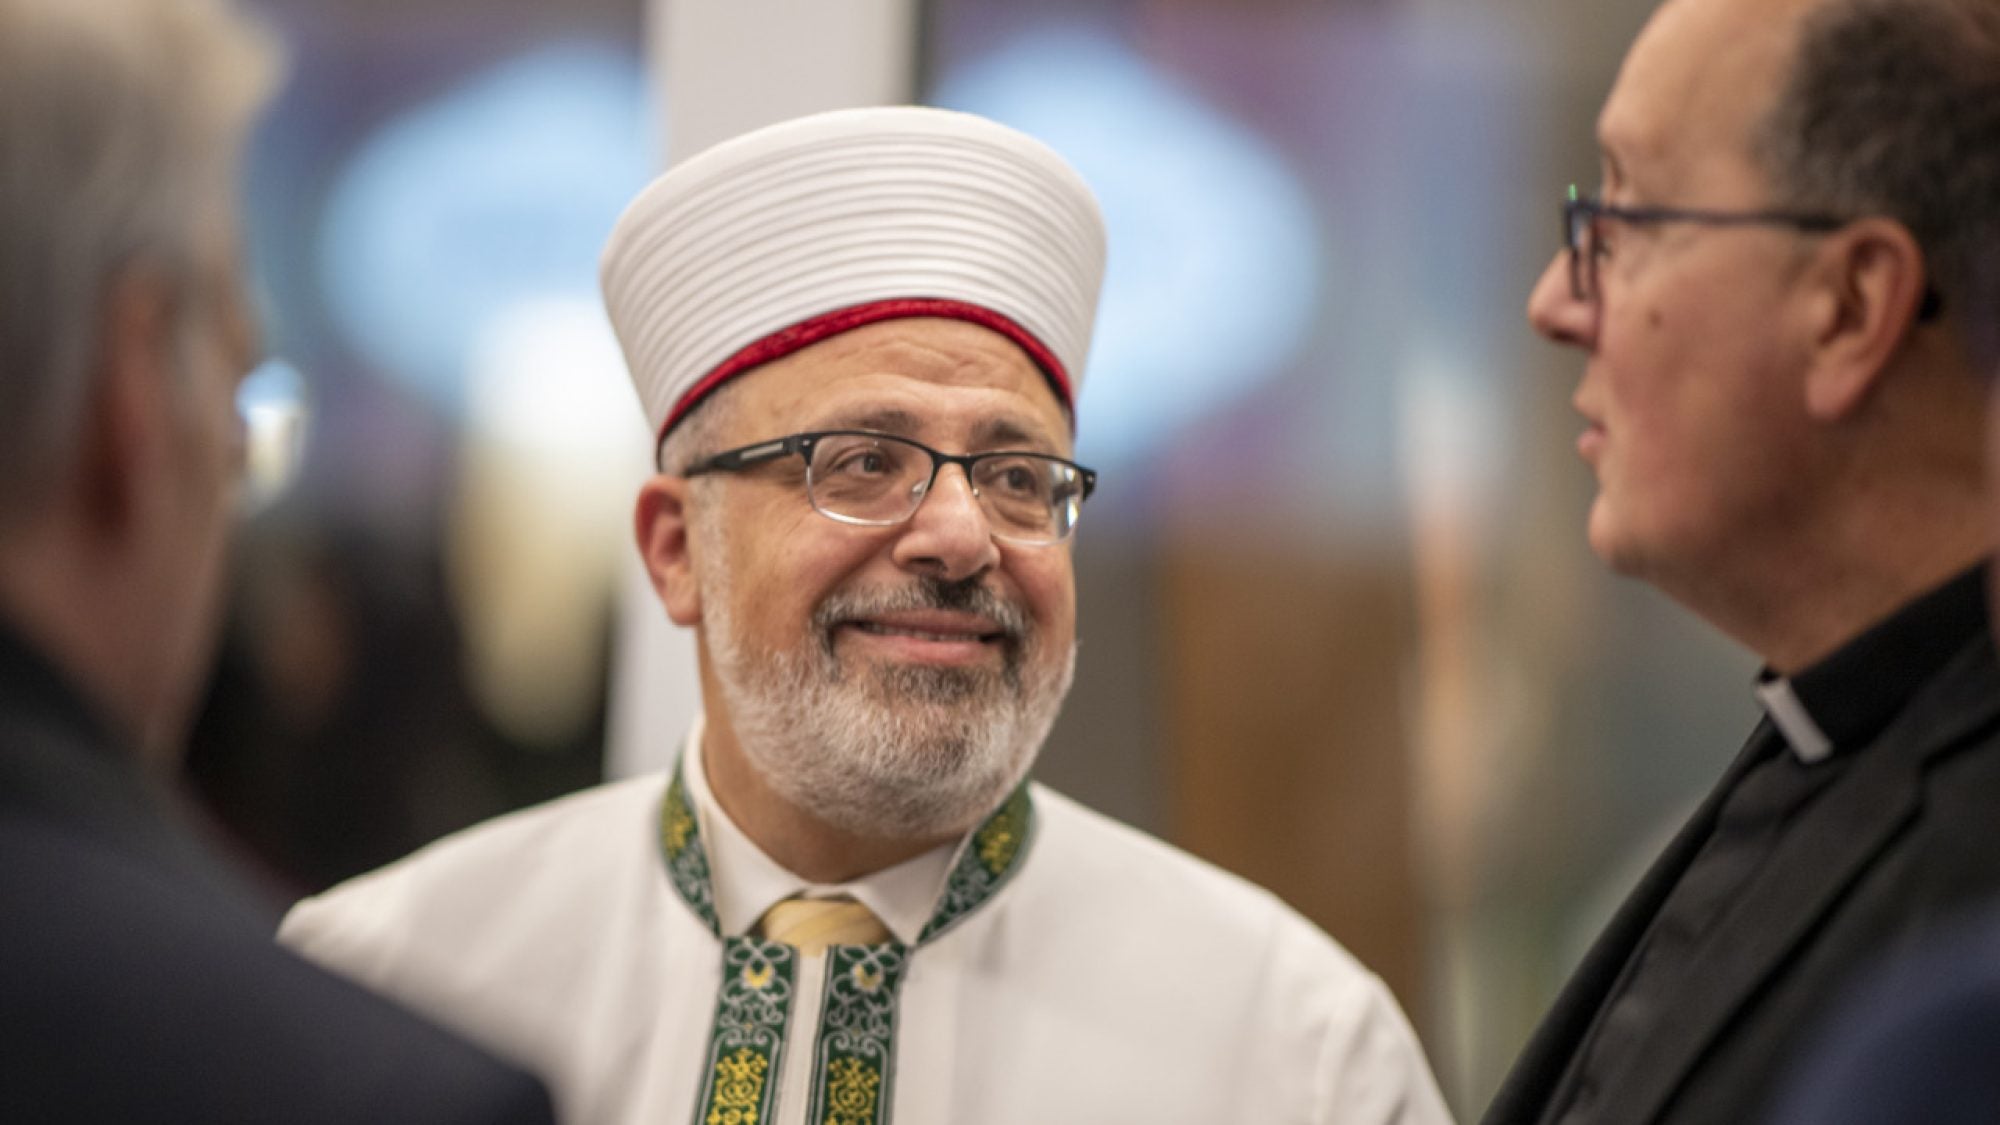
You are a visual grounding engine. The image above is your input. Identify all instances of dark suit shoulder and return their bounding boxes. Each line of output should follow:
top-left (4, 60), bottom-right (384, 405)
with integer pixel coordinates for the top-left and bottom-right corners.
top-left (0, 816), bottom-right (554, 1124)
top-left (1887, 646), bottom-right (2000, 913)
top-left (1771, 908), bottom-right (2000, 1124)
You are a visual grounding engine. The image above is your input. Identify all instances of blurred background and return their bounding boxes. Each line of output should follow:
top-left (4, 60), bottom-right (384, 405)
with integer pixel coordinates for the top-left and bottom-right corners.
top-left (188, 0), bottom-right (1765, 1114)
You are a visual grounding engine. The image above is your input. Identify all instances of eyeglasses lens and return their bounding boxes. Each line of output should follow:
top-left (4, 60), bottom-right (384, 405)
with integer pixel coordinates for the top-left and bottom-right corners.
top-left (805, 434), bottom-right (1081, 544)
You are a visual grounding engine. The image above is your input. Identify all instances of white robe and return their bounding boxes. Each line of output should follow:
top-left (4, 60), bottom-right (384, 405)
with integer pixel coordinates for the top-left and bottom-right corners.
top-left (281, 725), bottom-right (1451, 1125)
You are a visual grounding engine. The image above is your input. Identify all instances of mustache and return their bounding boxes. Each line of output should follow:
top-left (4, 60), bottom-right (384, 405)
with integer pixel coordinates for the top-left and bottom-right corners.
top-left (812, 576), bottom-right (1031, 642)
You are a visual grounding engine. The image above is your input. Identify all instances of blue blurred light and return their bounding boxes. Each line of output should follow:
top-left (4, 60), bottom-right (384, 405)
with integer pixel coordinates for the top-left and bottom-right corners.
top-left (934, 27), bottom-right (1322, 468)
top-left (236, 358), bottom-right (309, 511)
top-left (319, 43), bottom-right (658, 410)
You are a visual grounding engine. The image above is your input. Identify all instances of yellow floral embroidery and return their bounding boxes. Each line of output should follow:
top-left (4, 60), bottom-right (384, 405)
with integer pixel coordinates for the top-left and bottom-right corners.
top-left (822, 1057), bottom-right (881, 1125)
top-left (975, 802), bottom-right (1022, 876)
top-left (742, 961), bottom-right (774, 991)
top-left (706, 1048), bottom-right (770, 1125)
top-left (851, 963), bottom-right (884, 993)
top-left (662, 785), bottom-right (695, 856)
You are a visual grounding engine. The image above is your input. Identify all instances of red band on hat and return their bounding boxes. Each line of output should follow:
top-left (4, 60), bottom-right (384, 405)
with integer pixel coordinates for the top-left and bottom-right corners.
top-left (656, 298), bottom-right (1076, 459)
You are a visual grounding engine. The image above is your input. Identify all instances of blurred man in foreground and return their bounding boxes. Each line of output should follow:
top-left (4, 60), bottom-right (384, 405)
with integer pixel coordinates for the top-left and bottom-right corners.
top-left (0, 0), bottom-right (554, 1119)
top-left (283, 106), bottom-right (1450, 1125)
top-left (1485, 0), bottom-right (2000, 1122)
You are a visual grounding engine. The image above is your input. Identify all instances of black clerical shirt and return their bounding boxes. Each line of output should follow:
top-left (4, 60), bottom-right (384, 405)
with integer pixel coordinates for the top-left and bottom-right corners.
top-left (1543, 564), bottom-right (1990, 1124)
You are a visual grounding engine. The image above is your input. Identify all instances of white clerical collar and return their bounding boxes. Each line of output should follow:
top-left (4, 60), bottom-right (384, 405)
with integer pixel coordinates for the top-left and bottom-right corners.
top-left (1753, 676), bottom-right (1834, 765)
top-left (681, 716), bottom-right (957, 945)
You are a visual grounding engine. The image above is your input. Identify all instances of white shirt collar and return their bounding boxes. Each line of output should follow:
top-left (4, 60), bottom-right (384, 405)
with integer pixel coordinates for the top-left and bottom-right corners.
top-left (682, 716), bottom-right (958, 945)
top-left (1753, 676), bottom-right (1835, 765)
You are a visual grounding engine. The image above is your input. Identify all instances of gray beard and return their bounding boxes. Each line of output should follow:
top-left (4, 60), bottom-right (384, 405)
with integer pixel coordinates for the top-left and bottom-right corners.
top-left (700, 562), bottom-right (1074, 841)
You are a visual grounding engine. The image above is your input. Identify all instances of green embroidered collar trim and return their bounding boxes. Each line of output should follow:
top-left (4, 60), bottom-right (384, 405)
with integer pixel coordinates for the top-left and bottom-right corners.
top-left (811, 944), bottom-right (909, 1125)
top-left (656, 753), bottom-right (1037, 942)
top-left (704, 938), bottom-right (798, 1124)
top-left (919, 785), bottom-right (1032, 943)
top-left (661, 768), bottom-right (720, 933)
top-left (657, 753), bottom-right (1036, 1125)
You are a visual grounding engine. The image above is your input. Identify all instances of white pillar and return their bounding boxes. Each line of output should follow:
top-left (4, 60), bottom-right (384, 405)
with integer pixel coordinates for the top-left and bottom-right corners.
top-left (606, 0), bottom-right (922, 779)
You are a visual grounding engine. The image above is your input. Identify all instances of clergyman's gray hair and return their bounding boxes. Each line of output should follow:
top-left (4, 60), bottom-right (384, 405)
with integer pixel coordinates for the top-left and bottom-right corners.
top-left (1754, 0), bottom-right (2000, 367)
top-left (0, 0), bottom-right (281, 525)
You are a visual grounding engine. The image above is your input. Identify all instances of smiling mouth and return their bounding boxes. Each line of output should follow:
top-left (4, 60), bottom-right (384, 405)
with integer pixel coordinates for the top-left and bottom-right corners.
top-left (852, 620), bottom-right (1000, 640)
top-left (851, 621), bottom-right (1005, 643)
top-left (812, 578), bottom-right (1029, 663)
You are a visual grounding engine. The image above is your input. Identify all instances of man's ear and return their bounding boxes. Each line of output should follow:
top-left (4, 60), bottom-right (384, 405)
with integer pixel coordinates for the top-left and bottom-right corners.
top-left (78, 269), bottom-right (178, 539)
top-left (1802, 218), bottom-right (1929, 421)
top-left (635, 474), bottom-right (703, 626)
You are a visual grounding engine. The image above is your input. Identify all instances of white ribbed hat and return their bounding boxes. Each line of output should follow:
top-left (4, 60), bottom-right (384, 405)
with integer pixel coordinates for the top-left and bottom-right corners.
top-left (600, 106), bottom-right (1106, 458)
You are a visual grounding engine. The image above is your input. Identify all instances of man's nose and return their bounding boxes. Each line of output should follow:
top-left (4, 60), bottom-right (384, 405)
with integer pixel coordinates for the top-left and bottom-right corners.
top-left (891, 465), bottom-right (1002, 582)
top-left (1526, 251), bottom-right (1596, 349)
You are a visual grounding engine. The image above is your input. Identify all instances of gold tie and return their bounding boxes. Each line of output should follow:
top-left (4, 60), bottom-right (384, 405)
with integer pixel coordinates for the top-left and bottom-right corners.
top-left (754, 896), bottom-right (892, 953)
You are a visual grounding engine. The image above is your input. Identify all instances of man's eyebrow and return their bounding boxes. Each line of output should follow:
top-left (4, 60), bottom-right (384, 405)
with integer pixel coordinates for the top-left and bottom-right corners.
top-left (970, 416), bottom-right (1058, 450)
top-left (810, 409), bottom-right (1060, 451)
top-left (818, 407), bottom-right (923, 435)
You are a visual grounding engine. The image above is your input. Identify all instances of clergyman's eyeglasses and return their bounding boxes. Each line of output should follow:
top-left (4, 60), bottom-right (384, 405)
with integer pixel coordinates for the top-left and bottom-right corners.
top-left (1558, 184), bottom-right (1943, 320)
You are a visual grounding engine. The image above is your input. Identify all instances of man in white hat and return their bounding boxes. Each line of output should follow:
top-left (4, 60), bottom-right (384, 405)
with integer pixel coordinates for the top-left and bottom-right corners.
top-left (281, 106), bottom-right (1450, 1125)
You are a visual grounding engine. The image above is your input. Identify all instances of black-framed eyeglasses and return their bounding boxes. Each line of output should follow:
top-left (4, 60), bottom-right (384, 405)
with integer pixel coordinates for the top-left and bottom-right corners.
top-left (1561, 183), bottom-right (1851, 303)
top-left (683, 430), bottom-right (1098, 546)
top-left (1559, 184), bottom-right (1944, 320)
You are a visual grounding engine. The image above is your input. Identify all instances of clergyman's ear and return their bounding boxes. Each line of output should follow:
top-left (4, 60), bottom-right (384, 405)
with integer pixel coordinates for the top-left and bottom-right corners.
top-left (1803, 217), bottom-right (1928, 421)
top-left (635, 474), bottom-right (702, 626)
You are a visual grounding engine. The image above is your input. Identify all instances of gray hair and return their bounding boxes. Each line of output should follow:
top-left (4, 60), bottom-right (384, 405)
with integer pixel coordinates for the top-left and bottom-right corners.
top-left (656, 381), bottom-right (744, 478)
top-left (1754, 0), bottom-right (2000, 367)
top-left (0, 0), bottom-right (281, 523)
